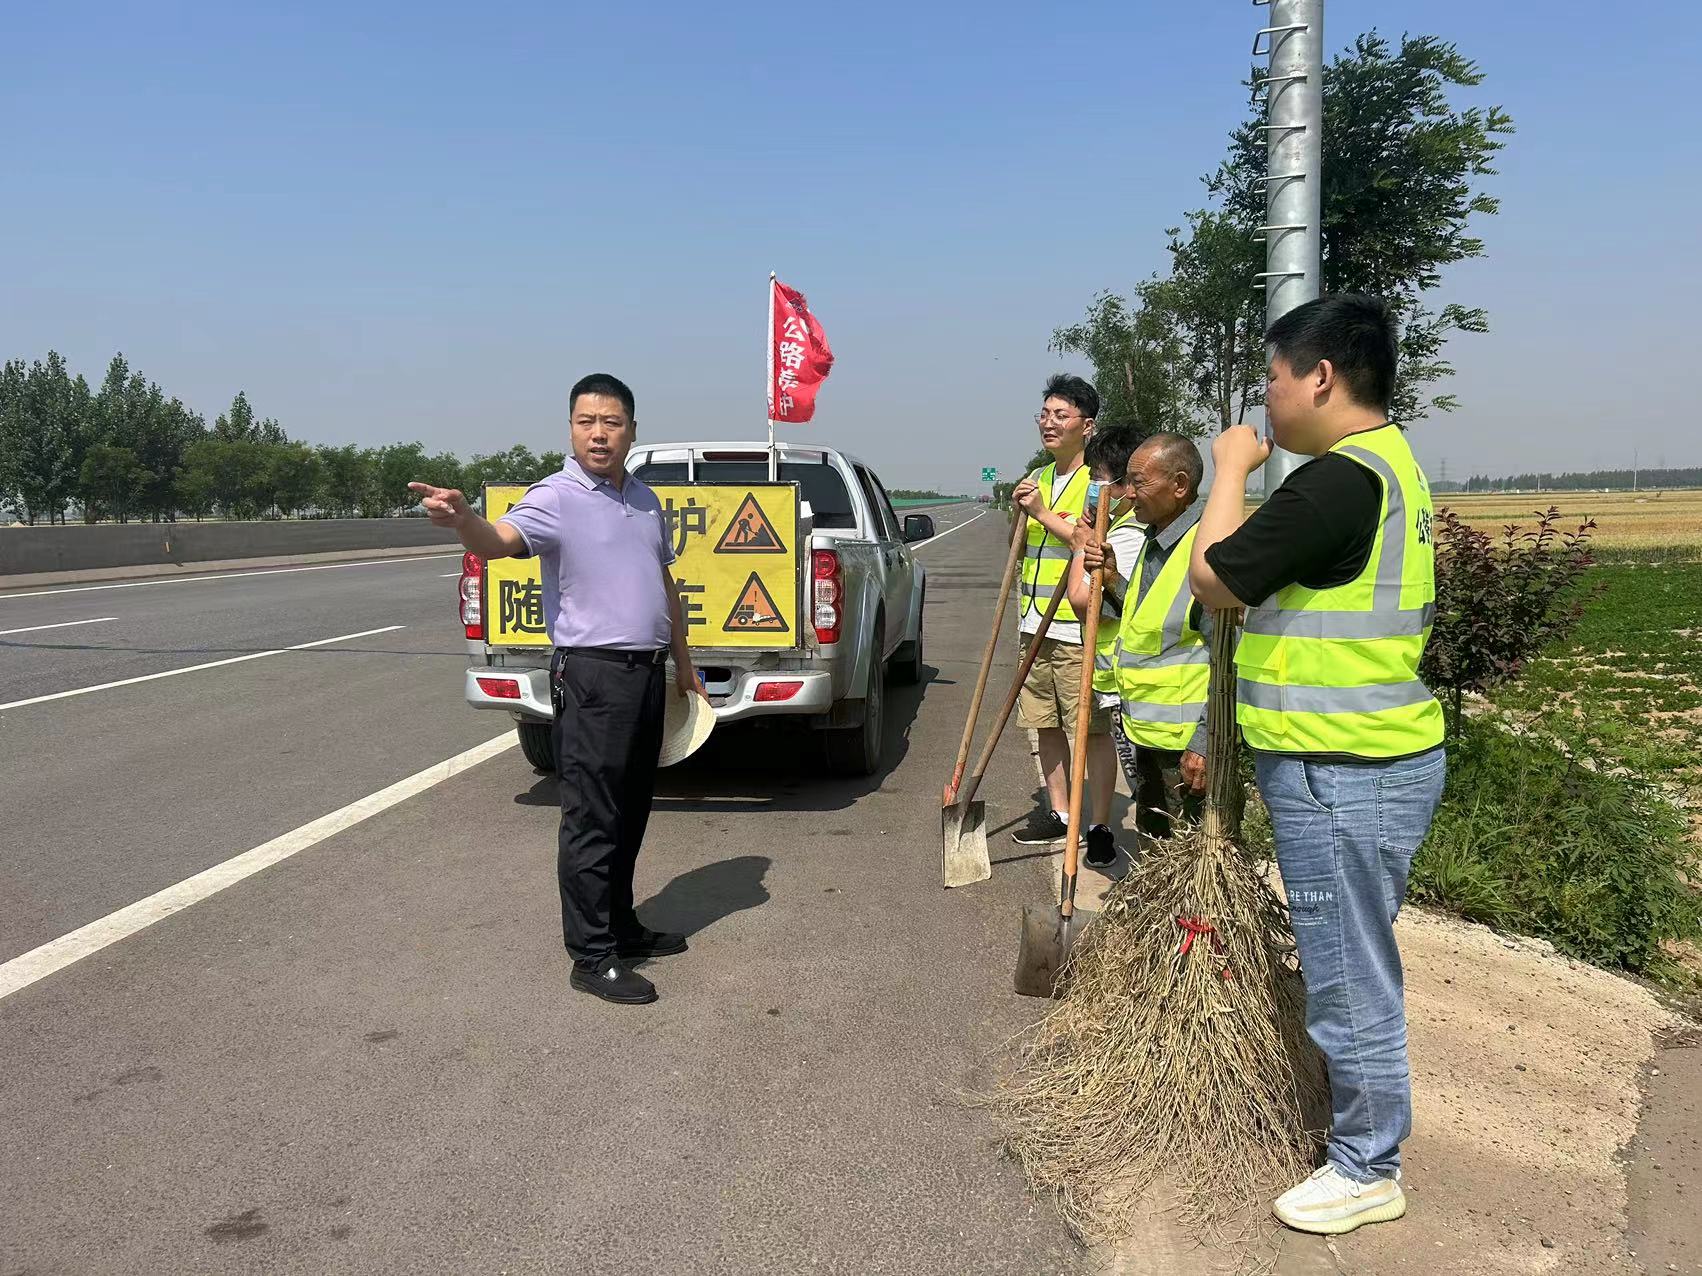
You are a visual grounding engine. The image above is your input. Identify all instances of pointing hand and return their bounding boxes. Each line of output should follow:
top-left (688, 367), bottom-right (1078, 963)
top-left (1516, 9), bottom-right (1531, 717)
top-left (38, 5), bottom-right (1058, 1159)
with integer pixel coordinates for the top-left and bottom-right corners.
top-left (408, 482), bottom-right (470, 529)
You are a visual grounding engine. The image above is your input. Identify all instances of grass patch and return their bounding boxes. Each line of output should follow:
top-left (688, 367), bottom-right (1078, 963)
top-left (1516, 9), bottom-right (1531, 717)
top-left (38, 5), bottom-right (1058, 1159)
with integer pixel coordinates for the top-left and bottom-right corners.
top-left (1411, 716), bottom-right (1702, 980)
top-left (1491, 559), bottom-right (1702, 787)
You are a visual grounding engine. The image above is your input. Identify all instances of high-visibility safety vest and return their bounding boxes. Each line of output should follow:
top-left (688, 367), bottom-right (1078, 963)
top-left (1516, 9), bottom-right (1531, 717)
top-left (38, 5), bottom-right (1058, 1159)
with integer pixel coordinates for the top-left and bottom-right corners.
top-left (1091, 507), bottom-right (1141, 697)
top-left (1235, 424), bottom-right (1446, 759)
top-left (1113, 523), bottom-right (1211, 750)
top-left (1019, 461), bottom-right (1091, 628)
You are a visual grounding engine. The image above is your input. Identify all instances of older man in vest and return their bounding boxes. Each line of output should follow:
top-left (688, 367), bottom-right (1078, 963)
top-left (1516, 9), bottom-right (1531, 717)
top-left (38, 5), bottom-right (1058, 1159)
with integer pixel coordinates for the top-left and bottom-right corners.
top-left (1069, 433), bottom-right (1213, 860)
top-left (1190, 295), bottom-right (1447, 1235)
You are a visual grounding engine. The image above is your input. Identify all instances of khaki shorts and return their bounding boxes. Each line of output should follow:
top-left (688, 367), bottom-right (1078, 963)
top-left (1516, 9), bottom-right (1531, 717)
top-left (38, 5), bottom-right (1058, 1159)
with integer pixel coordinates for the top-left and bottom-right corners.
top-left (1017, 635), bottom-right (1112, 733)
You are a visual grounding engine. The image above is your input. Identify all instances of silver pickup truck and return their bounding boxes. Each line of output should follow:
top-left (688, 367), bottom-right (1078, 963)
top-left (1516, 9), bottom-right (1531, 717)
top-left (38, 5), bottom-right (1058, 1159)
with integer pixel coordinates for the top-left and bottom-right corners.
top-left (458, 442), bottom-right (933, 776)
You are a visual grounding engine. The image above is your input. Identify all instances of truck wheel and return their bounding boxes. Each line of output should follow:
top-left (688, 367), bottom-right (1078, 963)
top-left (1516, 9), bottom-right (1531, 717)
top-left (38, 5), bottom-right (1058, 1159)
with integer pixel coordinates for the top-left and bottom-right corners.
top-left (889, 585), bottom-right (924, 685)
top-left (518, 720), bottom-right (556, 774)
top-left (825, 625), bottom-right (885, 777)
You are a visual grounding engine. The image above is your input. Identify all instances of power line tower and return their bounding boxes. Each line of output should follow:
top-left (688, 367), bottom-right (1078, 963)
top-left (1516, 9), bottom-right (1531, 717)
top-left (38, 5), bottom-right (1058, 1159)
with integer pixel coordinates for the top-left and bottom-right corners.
top-left (1252, 0), bottom-right (1324, 493)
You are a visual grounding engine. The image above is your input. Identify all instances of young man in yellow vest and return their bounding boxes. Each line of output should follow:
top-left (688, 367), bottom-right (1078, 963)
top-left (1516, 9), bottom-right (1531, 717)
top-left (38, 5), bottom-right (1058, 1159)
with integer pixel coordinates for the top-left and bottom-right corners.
top-left (1190, 295), bottom-right (1446, 1235)
top-left (1007, 374), bottom-right (1119, 862)
top-left (1069, 434), bottom-right (1212, 865)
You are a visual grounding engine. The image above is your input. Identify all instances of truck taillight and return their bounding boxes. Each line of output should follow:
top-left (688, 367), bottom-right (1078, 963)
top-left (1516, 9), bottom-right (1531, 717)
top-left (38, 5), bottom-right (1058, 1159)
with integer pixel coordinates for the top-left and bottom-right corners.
top-left (460, 552), bottom-right (484, 640)
top-left (812, 549), bottom-right (842, 645)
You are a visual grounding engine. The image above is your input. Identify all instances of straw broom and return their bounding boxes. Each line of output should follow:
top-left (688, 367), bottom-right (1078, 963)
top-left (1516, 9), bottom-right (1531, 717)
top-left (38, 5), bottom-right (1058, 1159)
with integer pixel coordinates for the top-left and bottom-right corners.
top-left (991, 610), bottom-right (1327, 1242)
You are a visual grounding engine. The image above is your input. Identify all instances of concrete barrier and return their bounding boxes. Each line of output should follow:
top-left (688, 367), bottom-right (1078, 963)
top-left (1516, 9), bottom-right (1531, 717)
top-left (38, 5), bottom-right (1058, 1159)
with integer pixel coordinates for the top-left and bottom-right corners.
top-left (0, 518), bottom-right (459, 577)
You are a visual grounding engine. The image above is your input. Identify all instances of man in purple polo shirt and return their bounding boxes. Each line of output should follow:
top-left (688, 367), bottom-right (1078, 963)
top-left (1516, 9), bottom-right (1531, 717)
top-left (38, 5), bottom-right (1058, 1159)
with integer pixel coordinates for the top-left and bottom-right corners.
top-left (408, 373), bottom-right (705, 1006)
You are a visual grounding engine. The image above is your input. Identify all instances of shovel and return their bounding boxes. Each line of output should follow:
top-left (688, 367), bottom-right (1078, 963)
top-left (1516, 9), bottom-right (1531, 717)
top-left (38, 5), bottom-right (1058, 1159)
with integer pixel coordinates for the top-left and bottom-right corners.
top-left (942, 559), bottom-right (1072, 888)
top-left (943, 512), bottom-right (1028, 807)
top-left (1014, 487), bottom-right (1110, 997)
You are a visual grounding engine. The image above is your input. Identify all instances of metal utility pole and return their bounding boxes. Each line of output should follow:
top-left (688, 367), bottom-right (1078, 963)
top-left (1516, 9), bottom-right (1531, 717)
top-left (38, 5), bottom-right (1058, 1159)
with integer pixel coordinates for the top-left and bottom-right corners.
top-left (1252, 0), bottom-right (1323, 492)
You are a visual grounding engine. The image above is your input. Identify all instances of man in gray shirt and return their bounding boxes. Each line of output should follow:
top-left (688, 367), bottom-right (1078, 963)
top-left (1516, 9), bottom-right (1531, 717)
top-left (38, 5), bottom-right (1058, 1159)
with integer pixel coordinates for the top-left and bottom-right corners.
top-left (410, 373), bottom-right (705, 1006)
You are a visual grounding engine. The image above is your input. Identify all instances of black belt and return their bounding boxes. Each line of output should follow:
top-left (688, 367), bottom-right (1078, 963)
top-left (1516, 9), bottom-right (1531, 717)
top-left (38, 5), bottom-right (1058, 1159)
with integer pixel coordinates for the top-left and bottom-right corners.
top-left (556, 646), bottom-right (668, 667)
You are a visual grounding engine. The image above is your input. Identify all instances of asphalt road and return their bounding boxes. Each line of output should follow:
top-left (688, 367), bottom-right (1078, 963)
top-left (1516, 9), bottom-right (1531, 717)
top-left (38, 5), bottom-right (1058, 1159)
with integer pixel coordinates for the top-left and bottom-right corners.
top-left (0, 506), bottom-right (1087, 1275)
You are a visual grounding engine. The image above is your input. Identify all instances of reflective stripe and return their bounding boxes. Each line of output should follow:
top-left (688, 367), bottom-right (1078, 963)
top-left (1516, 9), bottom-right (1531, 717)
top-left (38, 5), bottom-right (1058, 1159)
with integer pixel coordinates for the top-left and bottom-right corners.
top-left (1159, 558), bottom-right (1194, 652)
top-left (1117, 644), bottom-right (1210, 668)
top-left (1236, 678), bottom-right (1435, 715)
top-left (1337, 444), bottom-right (1405, 611)
top-left (1020, 463), bottom-right (1090, 622)
top-left (1242, 603), bottom-right (1435, 639)
top-left (1120, 698), bottom-right (1209, 724)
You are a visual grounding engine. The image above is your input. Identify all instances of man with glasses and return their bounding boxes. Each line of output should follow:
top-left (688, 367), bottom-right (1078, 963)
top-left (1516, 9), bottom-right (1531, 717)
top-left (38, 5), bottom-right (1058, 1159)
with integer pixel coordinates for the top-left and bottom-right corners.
top-left (409, 373), bottom-right (708, 1007)
top-left (1007, 374), bottom-right (1119, 863)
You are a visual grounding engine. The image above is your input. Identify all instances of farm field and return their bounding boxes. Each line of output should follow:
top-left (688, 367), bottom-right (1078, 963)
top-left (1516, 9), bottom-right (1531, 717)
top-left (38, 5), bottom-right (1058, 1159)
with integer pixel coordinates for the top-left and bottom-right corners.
top-left (1438, 487), bottom-right (1702, 552)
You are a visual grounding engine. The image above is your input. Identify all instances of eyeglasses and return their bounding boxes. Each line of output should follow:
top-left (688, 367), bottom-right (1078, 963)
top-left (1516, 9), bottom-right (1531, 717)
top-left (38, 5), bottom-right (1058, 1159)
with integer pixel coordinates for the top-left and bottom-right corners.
top-left (1034, 410), bottom-right (1082, 426)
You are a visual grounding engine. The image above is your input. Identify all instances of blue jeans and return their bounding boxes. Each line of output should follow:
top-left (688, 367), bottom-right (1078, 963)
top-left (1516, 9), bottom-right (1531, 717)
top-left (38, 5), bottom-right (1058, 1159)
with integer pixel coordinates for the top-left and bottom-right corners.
top-left (1255, 747), bottom-right (1446, 1182)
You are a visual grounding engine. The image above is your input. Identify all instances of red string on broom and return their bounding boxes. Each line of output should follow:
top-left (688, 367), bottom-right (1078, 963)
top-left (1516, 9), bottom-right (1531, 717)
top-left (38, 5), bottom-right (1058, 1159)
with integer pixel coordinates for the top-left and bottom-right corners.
top-left (1175, 915), bottom-right (1234, 980)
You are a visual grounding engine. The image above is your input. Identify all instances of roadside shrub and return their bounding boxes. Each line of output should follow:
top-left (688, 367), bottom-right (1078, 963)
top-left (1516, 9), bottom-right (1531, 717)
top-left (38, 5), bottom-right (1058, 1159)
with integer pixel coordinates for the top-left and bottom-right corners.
top-left (1411, 716), bottom-right (1702, 979)
top-left (1421, 506), bottom-right (1598, 734)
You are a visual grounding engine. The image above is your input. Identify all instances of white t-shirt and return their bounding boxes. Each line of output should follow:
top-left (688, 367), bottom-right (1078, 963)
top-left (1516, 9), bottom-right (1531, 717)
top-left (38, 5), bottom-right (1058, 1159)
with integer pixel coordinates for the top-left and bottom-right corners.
top-left (1095, 518), bottom-right (1146, 707)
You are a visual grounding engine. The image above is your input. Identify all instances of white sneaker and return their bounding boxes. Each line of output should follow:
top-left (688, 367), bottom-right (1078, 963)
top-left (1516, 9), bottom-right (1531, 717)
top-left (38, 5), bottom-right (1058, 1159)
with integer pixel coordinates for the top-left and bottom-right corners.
top-left (1273, 1164), bottom-right (1406, 1235)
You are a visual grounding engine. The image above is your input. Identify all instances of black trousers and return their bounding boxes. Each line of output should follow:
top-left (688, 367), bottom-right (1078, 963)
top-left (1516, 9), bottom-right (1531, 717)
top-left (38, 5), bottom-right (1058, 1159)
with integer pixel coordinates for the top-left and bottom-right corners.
top-left (551, 649), bottom-right (667, 964)
top-left (1111, 718), bottom-right (1206, 842)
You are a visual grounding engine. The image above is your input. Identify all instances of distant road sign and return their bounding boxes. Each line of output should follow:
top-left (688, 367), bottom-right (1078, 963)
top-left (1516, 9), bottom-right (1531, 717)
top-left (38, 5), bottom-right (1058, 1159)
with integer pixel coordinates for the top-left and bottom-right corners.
top-left (981, 467), bottom-right (998, 482)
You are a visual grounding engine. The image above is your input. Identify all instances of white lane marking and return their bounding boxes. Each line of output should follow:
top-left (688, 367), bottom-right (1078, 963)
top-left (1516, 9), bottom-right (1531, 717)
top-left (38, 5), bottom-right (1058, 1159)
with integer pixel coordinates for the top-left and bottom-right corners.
top-left (440, 572), bottom-right (460, 577)
top-left (0, 616), bottom-right (118, 637)
top-left (0, 553), bottom-right (460, 602)
top-left (911, 509), bottom-right (988, 549)
top-left (0, 732), bottom-right (519, 1001)
top-left (0, 625), bottom-right (405, 712)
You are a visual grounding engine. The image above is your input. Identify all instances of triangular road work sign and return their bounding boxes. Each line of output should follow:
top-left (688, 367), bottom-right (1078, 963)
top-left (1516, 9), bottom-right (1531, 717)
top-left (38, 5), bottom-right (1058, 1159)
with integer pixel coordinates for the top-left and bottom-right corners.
top-left (715, 492), bottom-right (786, 553)
top-left (722, 571), bottom-right (789, 632)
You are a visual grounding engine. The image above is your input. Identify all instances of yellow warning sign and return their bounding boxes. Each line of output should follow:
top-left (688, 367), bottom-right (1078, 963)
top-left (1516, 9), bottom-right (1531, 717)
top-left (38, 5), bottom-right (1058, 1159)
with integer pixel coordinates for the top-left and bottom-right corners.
top-left (655, 483), bottom-right (800, 650)
top-left (483, 483), bottom-right (551, 648)
top-left (723, 572), bottom-right (789, 632)
top-left (715, 492), bottom-right (787, 553)
top-left (479, 481), bottom-right (801, 652)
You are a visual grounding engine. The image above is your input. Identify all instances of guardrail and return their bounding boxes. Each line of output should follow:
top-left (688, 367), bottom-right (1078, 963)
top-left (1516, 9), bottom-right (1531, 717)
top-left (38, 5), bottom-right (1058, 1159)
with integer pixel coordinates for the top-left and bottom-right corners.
top-left (0, 518), bottom-right (458, 577)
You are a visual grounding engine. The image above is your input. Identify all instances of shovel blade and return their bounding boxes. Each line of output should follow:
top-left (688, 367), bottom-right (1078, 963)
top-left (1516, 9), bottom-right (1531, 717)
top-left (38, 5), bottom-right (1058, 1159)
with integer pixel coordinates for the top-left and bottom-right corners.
top-left (942, 799), bottom-right (991, 888)
top-left (1014, 904), bottom-right (1083, 998)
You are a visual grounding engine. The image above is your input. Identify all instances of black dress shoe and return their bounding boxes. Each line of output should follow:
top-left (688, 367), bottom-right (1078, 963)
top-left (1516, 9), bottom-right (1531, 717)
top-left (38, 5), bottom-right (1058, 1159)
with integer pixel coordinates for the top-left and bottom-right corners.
top-left (615, 926), bottom-right (688, 959)
top-left (570, 957), bottom-right (657, 1005)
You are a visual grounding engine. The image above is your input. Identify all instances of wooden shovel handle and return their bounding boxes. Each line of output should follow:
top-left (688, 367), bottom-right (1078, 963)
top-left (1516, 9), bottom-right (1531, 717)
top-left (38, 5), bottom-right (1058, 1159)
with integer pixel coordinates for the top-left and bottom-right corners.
top-left (956, 557), bottom-right (1071, 810)
top-left (1060, 491), bottom-right (1111, 918)
top-left (946, 512), bottom-right (1028, 802)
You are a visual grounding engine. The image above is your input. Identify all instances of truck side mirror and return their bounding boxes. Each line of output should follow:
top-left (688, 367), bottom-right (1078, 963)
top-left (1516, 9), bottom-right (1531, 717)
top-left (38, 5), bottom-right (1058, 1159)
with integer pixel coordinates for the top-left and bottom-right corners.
top-left (902, 514), bottom-right (935, 543)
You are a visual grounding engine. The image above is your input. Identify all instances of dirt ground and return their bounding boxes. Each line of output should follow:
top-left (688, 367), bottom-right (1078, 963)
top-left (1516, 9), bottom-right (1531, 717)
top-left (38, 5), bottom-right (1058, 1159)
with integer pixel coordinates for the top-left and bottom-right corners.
top-left (1011, 740), bottom-right (1698, 1276)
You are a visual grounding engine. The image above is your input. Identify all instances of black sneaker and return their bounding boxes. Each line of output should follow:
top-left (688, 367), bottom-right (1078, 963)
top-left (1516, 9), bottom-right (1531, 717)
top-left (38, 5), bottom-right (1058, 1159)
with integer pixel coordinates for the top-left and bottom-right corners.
top-left (1084, 825), bottom-right (1120, 871)
top-left (570, 957), bottom-right (658, 1005)
top-left (616, 926), bottom-right (688, 959)
top-left (1011, 808), bottom-right (1068, 845)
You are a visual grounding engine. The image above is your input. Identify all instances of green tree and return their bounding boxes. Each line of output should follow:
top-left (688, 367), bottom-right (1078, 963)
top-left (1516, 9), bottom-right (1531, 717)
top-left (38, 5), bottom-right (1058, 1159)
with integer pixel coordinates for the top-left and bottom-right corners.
top-left (1210, 33), bottom-right (1513, 421)
top-left (1161, 210), bottom-right (1266, 430)
top-left (423, 452), bottom-right (465, 497)
top-left (0, 359), bottom-right (25, 520)
top-left (1049, 284), bottom-right (1196, 435)
top-left (463, 445), bottom-right (543, 496)
top-left (179, 437), bottom-right (269, 520)
top-left (265, 443), bottom-right (321, 517)
top-left (212, 390), bottom-right (257, 442)
top-left (376, 442), bottom-right (429, 515)
top-left (314, 444), bottom-right (375, 517)
top-left (80, 444), bottom-right (151, 522)
top-left (11, 353), bottom-right (91, 524)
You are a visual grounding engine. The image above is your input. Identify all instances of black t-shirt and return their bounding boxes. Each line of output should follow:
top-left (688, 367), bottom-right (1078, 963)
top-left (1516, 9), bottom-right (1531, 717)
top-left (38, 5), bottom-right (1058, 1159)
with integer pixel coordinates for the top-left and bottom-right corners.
top-left (1204, 452), bottom-right (1382, 606)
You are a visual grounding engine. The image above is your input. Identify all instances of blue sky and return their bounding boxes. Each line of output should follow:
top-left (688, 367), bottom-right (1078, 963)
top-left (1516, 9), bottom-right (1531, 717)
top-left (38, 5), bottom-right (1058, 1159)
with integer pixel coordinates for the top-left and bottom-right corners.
top-left (3, 1), bottom-right (1694, 492)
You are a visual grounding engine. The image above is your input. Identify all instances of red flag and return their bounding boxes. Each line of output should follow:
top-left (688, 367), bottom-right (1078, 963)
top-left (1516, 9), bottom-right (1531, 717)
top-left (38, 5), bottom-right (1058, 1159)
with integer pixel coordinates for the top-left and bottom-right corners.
top-left (768, 278), bottom-right (834, 424)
